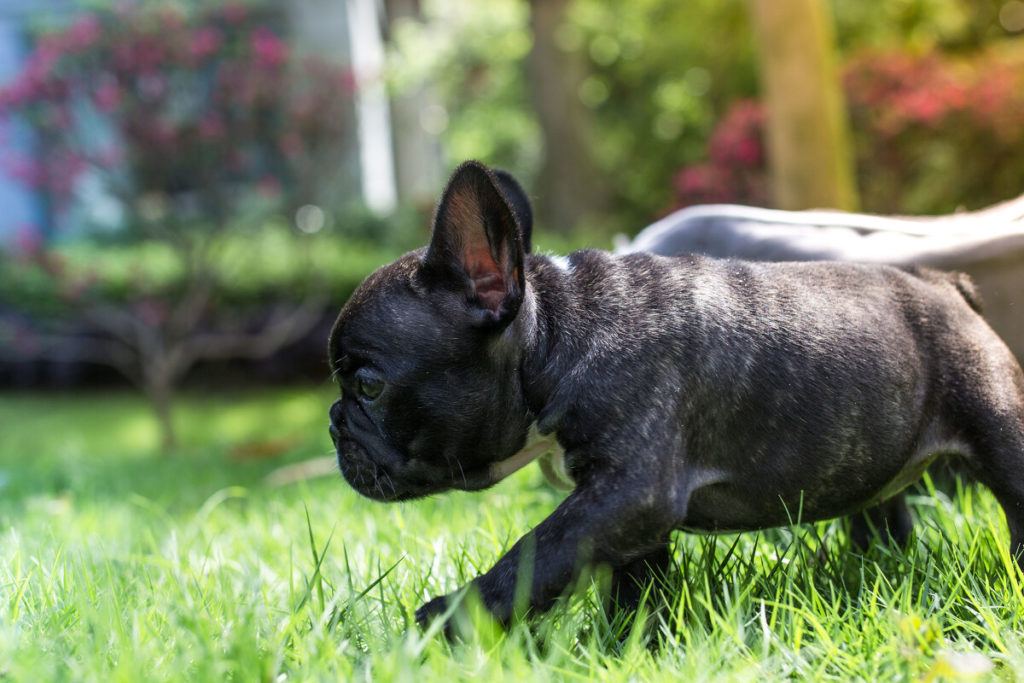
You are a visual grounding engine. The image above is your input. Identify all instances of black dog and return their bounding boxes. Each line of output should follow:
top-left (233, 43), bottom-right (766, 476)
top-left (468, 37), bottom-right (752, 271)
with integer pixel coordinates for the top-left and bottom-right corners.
top-left (328, 161), bottom-right (1024, 628)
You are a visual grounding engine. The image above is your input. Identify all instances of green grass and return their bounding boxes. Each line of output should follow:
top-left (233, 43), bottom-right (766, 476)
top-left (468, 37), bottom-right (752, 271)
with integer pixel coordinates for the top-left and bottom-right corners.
top-left (2, 387), bottom-right (1023, 681)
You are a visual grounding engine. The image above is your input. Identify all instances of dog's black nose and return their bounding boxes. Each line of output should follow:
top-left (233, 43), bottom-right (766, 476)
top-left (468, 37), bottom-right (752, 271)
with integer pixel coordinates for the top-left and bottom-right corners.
top-left (329, 399), bottom-right (344, 445)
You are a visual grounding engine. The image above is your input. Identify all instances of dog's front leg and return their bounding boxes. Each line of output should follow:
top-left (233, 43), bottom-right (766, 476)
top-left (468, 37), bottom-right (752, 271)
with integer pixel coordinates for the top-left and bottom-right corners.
top-left (416, 479), bottom-right (671, 630)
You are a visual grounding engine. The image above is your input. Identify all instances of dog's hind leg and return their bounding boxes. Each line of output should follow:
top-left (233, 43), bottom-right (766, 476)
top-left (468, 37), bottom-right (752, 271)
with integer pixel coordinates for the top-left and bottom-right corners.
top-left (967, 433), bottom-right (1024, 572)
top-left (848, 495), bottom-right (914, 552)
top-left (954, 362), bottom-right (1024, 572)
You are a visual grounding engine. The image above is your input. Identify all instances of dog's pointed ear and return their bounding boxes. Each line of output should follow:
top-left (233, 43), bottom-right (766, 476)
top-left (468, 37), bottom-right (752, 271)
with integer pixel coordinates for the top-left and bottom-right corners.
top-left (492, 168), bottom-right (532, 253)
top-left (424, 161), bottom-right (526, 327)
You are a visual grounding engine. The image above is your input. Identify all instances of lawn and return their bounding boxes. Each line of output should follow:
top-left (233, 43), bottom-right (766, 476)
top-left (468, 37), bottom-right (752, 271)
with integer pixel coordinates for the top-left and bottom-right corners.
top-left (2, 387), bottom-right (1023, 681)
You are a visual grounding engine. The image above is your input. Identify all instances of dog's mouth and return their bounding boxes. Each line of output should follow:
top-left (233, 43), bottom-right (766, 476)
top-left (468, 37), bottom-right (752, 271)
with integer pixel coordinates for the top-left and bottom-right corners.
top-left (332, 427), bottom-right (418, 501)
top-left (329, 397), bottom-right (562, 501)
top-left (335, 443), bottom-right (407, 501)
top-left (335, 438), bottom-right (501, 501)
top-left (333, 426), bottom-right (570, 502)
top-left (332, 426), bottom-right (481, 501)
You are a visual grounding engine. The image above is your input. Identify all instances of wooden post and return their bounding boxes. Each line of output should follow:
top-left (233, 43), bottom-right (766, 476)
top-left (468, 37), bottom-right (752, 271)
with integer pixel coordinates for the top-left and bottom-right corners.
top-left (748, 0), bottom-right (859, 211)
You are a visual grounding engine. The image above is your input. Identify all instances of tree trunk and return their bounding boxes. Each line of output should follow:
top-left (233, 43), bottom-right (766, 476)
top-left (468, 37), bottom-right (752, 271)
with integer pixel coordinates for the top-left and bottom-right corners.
top-left (748, 0), bottom-right (859, 211)
top-left (144, 365), bottom-right (178, 452)
top-left (528, 0), bottom-right (608, 233)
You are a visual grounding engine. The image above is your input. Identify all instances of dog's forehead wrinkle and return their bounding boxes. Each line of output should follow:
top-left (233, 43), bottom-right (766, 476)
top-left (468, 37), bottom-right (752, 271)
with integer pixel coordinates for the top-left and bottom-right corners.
top-left (341, 287), bottom-right (460, 368)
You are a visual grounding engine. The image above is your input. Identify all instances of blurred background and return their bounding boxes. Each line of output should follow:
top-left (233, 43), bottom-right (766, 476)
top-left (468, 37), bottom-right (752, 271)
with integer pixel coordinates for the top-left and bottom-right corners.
top-left (0, 0), bottom-right (1022, 452)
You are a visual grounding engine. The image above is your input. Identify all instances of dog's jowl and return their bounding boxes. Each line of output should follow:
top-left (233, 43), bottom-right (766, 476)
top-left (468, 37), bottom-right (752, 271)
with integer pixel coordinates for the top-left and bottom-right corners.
top-left (327, 160), bottom-right (1024, 629)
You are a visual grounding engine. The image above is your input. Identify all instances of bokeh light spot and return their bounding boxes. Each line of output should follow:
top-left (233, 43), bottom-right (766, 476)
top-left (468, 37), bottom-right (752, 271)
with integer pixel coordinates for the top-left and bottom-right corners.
top-left (295, 204), bottom-right (325, 234)
top-left (1000, 1), bottom-right (1024, 31)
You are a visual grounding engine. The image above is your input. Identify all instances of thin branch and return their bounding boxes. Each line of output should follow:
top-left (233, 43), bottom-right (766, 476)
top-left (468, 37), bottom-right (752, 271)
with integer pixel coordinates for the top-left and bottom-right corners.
top-left (179, 292), bottom-right (329, 366)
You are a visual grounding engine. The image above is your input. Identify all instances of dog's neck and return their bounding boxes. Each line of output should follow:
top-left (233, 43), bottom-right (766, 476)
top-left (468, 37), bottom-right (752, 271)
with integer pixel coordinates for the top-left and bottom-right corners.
top-left (517, 252), bottom-right (616, 440)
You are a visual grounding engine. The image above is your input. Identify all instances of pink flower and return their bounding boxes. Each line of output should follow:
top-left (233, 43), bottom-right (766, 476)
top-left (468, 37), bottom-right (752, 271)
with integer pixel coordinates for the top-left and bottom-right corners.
top-left (93, 79), bottom-right (121, 112)
top-left (189, 26), bottom-right (223, 61)
top-left (708, 100), bottom-right (765, 168)
top-left (131, 40), bottom-right (165, 71)
top-left (673, 164), bottom-right (731, 205)
top-left (250, 27), bottom-right (288, 67)
top-left (734, 139), bottom-right (762, 167)
top-left (64, 14), bottom-right (102, 52)
top-left (898, 91), bottom-right (944, 126)
top-left (9, 45), bottom-right (65, 106)
top-left (32, 38), bottom-right (64, 70)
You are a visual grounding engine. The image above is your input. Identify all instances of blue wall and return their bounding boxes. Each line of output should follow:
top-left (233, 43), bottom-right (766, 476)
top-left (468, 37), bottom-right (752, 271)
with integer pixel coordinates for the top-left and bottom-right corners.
top-left (0, 0), bottom-right (77, 245)
top-left (0, 16), bottom-right (44, 245)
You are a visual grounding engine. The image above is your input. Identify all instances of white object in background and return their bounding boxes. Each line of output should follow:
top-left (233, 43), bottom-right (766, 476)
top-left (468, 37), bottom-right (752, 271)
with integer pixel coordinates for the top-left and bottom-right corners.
top-left (346, 0), bottom-right (397, 214)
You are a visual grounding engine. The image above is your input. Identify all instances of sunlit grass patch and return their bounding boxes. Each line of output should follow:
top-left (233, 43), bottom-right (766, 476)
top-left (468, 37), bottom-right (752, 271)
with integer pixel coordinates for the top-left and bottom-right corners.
top-left (1, 388), bottom-right (1022, 680)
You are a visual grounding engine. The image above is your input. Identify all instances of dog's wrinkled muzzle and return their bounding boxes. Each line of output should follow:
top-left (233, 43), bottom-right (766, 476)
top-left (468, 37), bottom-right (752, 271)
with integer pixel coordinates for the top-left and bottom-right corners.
top-left (328, 399), bottom-right (344, 447)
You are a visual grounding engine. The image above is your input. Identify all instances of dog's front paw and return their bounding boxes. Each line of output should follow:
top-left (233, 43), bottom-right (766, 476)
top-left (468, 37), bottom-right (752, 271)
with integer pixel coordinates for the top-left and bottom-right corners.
top-left (415, 588), bottom-right (506, 642)
top-left (418, 594), bottom-right (473, 642)
top-left (415, 595), bottom-right (450, 631)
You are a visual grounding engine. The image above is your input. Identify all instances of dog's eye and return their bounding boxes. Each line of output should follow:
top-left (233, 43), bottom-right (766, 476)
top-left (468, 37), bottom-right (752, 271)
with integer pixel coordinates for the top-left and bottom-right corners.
top-left (355, 369), bottom-right (385, 401)
top-left (359, 378), bottom-right (383, 401)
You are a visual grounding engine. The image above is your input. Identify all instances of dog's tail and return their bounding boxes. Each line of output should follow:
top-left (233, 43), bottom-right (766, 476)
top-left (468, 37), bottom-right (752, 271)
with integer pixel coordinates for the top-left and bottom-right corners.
top-left (905, 265), bottom-right (983, 314)
top-left (950, 272), bottom-right (983, 314)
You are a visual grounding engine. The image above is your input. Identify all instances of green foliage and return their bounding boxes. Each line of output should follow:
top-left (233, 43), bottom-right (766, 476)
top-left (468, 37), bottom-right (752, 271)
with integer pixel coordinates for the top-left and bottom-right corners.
top-left (844, 47), bottom-right (1024, 214)
top-left (0, 220), bottom-right (408, 317)
top-left (2, 388), bottom-right (1024, 678)
top-left (568, 0), bottom-right (758, 227)
top-left (388, 0), bottom-right (541, 178)
top-left (832, 0), bottom-right (1012, 53)
top-left (671, 45), bottom-right (1024, 215)
top-left (389, 0), bottom-right (1022, 233)
top-left (388, 0), bottom-right (759, 232)
top-left (0, 205), bottom-right (589, 327)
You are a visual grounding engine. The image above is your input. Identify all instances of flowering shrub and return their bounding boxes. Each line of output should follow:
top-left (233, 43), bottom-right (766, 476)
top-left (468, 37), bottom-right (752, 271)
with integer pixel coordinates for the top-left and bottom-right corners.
top-left (844, 50), bottom-right (1024, 214)
top-left (0, 2), bottom-right (356, 231)
top-left (671, 100), bottom-right (769, 208)
top-left (0, 3), bottom-right (360, 448)
top-left (670, 49), bottom-right (1024, 214)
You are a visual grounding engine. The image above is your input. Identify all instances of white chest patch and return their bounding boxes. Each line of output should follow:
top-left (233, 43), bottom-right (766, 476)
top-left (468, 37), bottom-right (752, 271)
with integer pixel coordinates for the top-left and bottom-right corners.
top-left (548, 254), bottom-right (572, 272)
top-left (487, 425), bottom-right (574, 489)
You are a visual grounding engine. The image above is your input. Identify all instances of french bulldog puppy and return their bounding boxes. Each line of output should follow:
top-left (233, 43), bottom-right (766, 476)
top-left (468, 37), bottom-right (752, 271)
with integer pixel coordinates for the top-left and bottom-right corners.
top-left (328, 161), bottom-right (1024, 629)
